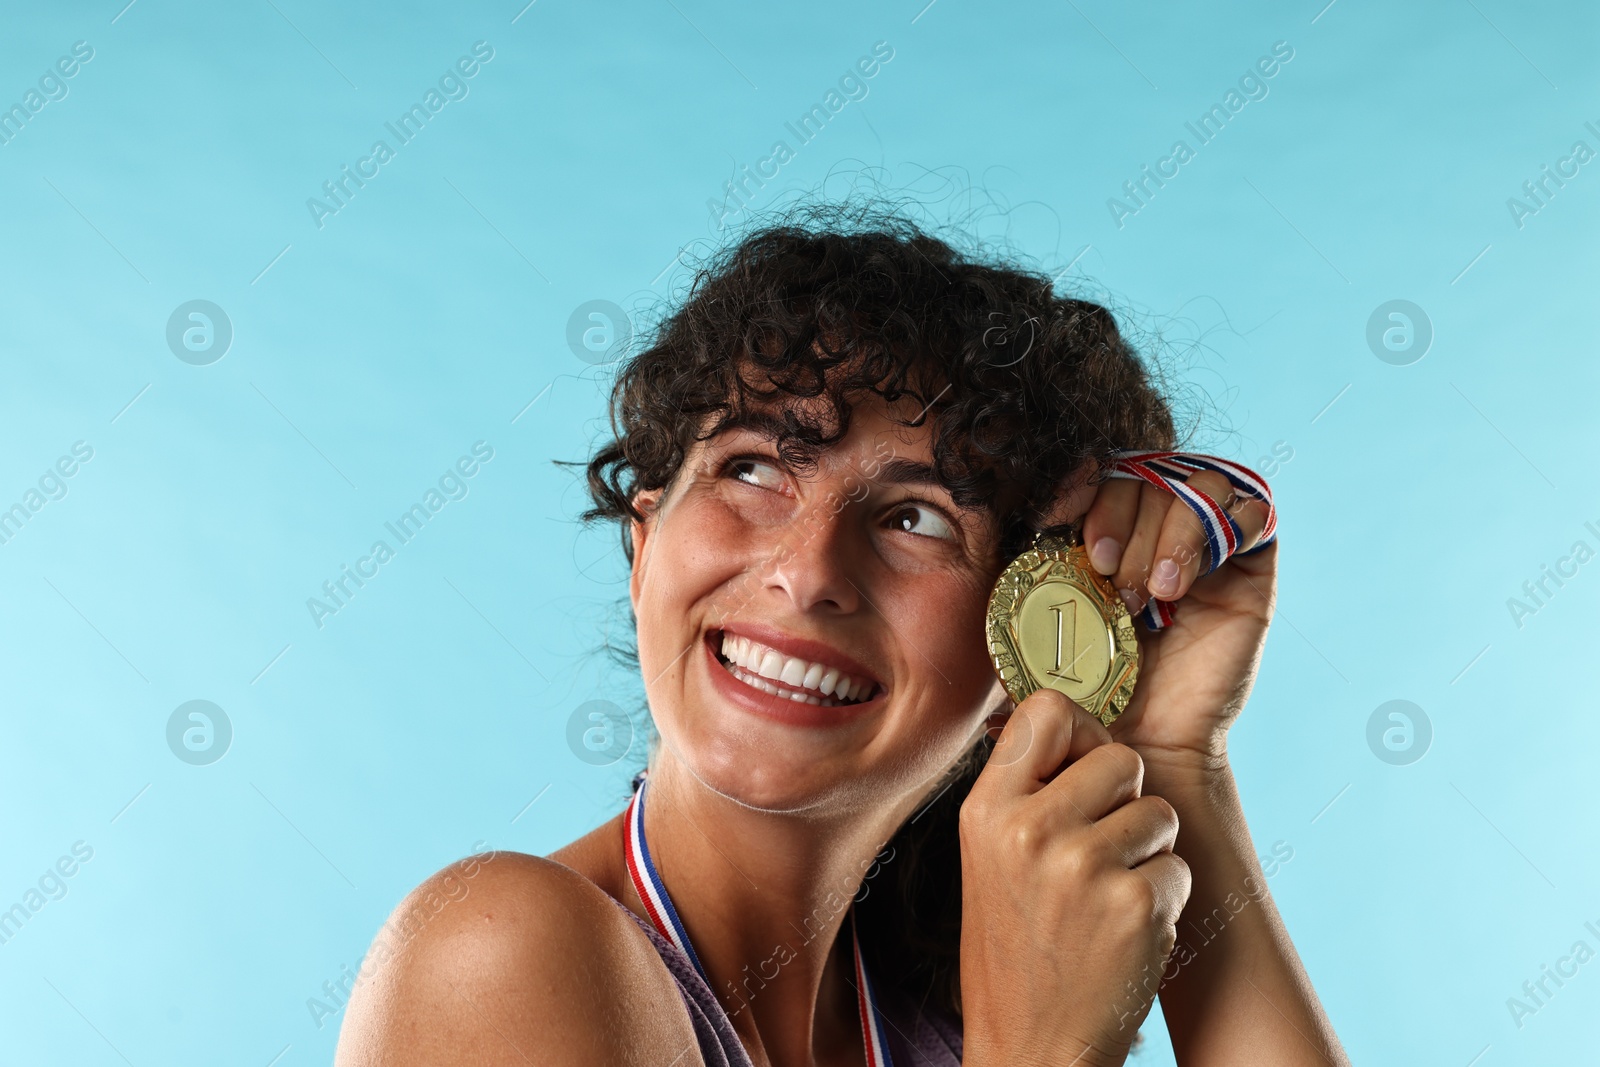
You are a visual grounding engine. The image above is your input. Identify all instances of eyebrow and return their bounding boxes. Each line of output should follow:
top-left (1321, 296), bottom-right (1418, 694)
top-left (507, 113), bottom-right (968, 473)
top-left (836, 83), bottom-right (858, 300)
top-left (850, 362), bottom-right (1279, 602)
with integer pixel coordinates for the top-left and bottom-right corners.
top-left (872, 458), bottom-right (941, 488)
top-left (709, 417), bottom-right (954, 496)
top-left (715, 411), bottom-right (789, 439)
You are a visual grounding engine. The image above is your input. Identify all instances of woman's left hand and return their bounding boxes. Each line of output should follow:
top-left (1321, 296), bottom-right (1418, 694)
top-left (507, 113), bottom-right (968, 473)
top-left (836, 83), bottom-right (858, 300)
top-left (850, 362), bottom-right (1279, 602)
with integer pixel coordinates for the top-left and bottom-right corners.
top-left (1057, 463), bottom-right (1278, 764)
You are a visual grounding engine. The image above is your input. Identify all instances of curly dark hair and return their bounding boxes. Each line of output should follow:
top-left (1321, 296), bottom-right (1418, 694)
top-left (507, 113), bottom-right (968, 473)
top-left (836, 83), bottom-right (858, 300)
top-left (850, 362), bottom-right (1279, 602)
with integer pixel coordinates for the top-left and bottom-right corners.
top-left (581, 200), bottom-right (1178, 1022)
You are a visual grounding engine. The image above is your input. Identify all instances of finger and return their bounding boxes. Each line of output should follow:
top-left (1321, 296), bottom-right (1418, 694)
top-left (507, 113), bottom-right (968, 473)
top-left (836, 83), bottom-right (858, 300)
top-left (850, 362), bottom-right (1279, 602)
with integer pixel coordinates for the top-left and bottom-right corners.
top-left (1130, 850), bottom-right (1192, 924)
top-left (1224, 488), bottom-right (1271, 555)
top-left (1146, 471), bottom-right (1227, 600)
top-left (1114, 483), bottom-right (1172, 611)
top-left (984, 688), bottom-right (1113, 794)
top-left (1092, 794), bottom-right (1179, 867)
top-left (1080, 478), bottom-right (1142, 576)
top-left (1037, 740), bottom-right (1144, 823)
top-left (1148, 471), bottom-right (1270, 600)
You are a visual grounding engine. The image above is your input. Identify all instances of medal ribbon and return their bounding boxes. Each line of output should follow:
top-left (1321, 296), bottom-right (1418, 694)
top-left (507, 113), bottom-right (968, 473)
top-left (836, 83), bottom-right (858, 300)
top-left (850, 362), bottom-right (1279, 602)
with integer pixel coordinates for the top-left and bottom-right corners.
top-left (624, 770), bottom-right (896, 1067)
top-left (1105, 450), bottom-right (1278, 632)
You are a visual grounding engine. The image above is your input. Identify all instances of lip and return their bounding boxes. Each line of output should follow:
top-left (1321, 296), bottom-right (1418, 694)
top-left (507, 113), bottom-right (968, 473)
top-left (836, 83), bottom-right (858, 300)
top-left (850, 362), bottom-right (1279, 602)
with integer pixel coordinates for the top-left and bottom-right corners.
top-left (702, 630), bottom-right (884, 729)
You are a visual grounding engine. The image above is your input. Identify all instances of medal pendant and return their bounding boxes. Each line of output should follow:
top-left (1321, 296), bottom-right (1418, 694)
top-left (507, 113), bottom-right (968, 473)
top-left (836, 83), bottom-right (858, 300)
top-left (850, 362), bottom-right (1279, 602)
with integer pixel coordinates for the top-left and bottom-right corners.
top-left (985, 531), bottom-right (1140, 726)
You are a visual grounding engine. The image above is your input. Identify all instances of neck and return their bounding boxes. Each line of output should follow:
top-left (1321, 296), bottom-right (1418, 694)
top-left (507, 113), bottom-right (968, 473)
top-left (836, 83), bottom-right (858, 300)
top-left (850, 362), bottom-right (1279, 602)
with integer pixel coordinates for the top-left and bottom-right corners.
top-left (635, 754), bottom-right (917, 1067)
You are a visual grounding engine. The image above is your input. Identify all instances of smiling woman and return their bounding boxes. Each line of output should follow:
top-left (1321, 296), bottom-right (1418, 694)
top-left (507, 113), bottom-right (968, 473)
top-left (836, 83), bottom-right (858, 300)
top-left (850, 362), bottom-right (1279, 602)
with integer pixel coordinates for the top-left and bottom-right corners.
top-left (333, 202), bottom-right (1349, 1067)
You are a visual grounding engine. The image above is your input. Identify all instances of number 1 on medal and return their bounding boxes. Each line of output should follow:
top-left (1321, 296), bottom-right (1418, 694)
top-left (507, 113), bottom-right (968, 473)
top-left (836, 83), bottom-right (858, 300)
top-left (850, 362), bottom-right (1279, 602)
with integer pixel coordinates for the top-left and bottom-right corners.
top-left (1048, 597), bottom-right (1080, 683)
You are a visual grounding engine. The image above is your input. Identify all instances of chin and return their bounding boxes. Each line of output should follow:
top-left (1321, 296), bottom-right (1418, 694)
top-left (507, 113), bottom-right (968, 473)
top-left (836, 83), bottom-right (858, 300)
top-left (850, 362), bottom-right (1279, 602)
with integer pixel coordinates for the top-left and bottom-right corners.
top-left (659, 712), bottom-right (877, 815)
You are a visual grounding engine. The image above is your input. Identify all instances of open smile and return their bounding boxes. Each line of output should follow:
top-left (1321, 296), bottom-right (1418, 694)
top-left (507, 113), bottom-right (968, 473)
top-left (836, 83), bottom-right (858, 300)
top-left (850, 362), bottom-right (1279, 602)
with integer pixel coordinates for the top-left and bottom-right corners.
top-left (703, 625), bottom-right (883, 723)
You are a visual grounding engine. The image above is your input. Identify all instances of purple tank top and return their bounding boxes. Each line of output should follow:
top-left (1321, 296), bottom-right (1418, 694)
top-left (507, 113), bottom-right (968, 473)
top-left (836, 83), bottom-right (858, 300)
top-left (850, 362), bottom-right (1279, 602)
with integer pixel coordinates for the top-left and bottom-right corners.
top-left (606, 893), bottom-right (963, 1065)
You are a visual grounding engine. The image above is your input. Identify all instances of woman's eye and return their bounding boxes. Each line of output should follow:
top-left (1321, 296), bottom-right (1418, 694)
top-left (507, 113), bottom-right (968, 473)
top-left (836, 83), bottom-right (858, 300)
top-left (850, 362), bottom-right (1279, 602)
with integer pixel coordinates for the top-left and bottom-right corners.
top-left (887, 504), bottom-right (956, 541)
top-left (728, 458), bottom-right (786, 491)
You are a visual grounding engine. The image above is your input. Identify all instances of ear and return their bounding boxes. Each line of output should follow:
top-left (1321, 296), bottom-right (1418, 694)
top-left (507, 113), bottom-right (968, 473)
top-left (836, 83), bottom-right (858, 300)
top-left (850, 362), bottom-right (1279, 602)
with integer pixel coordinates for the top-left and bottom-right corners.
top-left (627, 488), bottom-right (665, 614)
top-left (1038, 458), bottom-right (1100, 529)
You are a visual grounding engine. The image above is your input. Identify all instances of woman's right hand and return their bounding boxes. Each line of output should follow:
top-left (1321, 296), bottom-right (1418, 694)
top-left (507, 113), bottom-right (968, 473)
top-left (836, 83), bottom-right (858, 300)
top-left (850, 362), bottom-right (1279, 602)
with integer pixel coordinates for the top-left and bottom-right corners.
top-left (958, 689), bottom-right (1191, 1067)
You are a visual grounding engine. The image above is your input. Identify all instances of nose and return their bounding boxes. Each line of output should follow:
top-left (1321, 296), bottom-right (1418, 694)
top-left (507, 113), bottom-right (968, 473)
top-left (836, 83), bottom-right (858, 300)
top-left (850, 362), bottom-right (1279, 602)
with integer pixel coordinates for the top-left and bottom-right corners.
top-left (760, 497), bottom-right (862, 615)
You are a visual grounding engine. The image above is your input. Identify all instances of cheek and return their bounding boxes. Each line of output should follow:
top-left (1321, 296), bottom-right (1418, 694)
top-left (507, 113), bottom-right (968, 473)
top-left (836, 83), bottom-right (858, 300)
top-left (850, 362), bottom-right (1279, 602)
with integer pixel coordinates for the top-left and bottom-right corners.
top-left (893, 569), bottom-right (1000, 716)
top-left (917, 562), bottom-right (993, 660)
top-left (635, 495), bottom-right (758, 663)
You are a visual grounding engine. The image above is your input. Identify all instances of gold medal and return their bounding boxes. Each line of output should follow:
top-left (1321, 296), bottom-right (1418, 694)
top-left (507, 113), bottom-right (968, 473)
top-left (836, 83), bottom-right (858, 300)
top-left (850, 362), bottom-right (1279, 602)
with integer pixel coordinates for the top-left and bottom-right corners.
top-left (985, 529), bottom-right (1140, 726)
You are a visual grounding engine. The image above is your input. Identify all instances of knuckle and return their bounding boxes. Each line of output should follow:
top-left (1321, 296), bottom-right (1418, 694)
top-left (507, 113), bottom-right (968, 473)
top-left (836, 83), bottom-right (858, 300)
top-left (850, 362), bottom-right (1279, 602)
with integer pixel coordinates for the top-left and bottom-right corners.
top-left (1048, 834), bottom-right (1095, 885)
top-left (1186, 471), bottom-right (1231, 502)
top-left (1139, 794), bottom-right (1179, 832)
top-left (1023, 685), bottom-right (1076, 719)
top-left (1101, 742), bottom-right (1144, 782)
top-left (958, 792), bottom-right (995, 836)
top-left (1149, 855), bottom-right (1191, 920)
top-left (1170, 853), bottom-right (1193, 895)
top-left (987, 719), bottom-right (1037, 767)
top-left (1156, 921), bottom-right (1179, 959)
top-left (1110, 872), bottom-right (1158, 917)
top-left (1064, 853), bottom-right (1098, 892)
top-left (1002, 808), bottom-right (1053, 862)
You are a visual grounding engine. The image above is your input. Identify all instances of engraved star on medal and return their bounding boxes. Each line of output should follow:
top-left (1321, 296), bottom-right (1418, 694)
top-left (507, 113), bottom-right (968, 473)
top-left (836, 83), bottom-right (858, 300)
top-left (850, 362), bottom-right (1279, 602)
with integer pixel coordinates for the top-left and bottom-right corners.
top-left (985, 527), bottom-right (1140, 726)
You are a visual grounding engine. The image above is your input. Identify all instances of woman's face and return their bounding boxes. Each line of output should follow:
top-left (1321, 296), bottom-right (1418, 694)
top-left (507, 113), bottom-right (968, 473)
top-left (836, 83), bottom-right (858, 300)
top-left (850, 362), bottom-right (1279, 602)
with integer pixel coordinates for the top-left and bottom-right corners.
top-left (629, 393), bottom-right (1009, 815)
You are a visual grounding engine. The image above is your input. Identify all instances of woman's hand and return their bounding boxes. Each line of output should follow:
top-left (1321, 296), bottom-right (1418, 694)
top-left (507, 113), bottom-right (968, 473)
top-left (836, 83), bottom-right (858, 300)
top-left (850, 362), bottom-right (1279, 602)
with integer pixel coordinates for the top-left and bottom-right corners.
top-left (1020, 463), bottom-right (1349, 1066)
top-left (959, 689), bottom-right (1191, 1067)
top-left (1063, 464), bottom-right (1278, 763)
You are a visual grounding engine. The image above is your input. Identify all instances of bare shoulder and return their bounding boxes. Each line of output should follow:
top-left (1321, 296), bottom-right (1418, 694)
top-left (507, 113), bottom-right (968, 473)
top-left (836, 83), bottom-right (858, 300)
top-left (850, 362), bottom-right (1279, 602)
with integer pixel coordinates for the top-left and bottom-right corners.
top-left (335, 848), bottom-right (701, 1066)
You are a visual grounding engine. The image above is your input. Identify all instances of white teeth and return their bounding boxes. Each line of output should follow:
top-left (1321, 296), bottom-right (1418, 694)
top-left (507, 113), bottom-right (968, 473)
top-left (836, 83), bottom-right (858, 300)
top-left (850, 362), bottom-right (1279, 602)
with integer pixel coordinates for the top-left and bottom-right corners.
top-left (757, 650), bottom-right (784, 680)
top-left (725, 663), bottom-right (835, 706)
top-left (716, 633), bottom-right (874, 705)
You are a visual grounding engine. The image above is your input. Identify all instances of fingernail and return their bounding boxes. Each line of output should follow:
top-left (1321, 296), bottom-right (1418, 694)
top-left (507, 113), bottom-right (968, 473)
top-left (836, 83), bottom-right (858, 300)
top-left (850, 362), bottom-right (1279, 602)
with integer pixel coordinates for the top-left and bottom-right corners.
top-left (1148, 557), bottom-right (1179, 596)
top-left (1118, 587), bottom-right (1142, 612)
top-left (1089, 536), bottom-right (1121, 574)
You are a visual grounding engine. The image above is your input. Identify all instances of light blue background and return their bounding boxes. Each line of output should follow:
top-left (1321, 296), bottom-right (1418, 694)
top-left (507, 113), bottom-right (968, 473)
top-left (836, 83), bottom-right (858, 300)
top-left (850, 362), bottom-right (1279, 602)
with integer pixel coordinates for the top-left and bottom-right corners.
top-left (3, 0), bottom-right (1597, 1063)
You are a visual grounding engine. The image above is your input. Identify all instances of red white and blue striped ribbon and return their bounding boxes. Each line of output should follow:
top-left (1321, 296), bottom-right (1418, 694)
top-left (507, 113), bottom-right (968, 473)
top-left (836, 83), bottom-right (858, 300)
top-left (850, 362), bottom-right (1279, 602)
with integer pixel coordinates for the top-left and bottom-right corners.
top-left (625, 771), bottom-right (895, 1067)
top-left (1105, 450), bottom-right (1278, 632)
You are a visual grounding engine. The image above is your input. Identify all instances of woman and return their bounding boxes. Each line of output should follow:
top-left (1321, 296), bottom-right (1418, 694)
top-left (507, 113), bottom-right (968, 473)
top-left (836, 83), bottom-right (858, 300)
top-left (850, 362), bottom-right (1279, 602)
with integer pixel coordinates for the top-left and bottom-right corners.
top-left (336, 206), bottom-right (1349, 1066)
